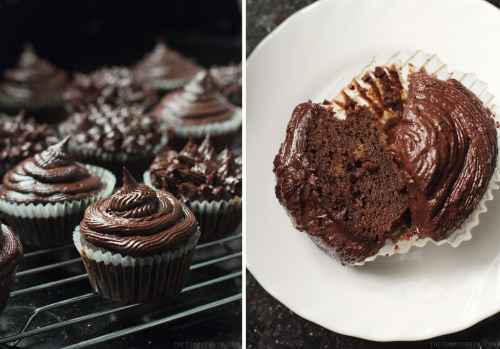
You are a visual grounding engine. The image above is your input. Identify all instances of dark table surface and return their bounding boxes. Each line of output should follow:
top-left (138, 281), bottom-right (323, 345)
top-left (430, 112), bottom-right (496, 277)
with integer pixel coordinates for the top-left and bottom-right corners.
top-left (246, 0), bottom-right (500, 347)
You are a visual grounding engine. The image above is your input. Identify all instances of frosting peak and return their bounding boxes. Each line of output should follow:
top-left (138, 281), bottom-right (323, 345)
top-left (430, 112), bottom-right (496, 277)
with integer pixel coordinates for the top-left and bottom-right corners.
top-left (108, 168), bottom-right (159, 218)
top-left (155, 70), bottom-right (235, 126)
top-left (0, 138), bottom-right (105, 204)
top-left (80, 168), bottom-right (198, 256)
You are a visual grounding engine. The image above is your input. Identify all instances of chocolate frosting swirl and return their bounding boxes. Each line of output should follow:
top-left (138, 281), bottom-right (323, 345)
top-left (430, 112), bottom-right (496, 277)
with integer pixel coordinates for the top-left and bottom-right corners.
top-left (80, 168), bottom-right (198, 256)
top-left (0, 43), bottom-right (68, 100)
top-left (149, 135), bottom-right (242, 202)
top-left (209, 63), bottom-right (242, 106)
top-left (0, 137), bottom-right (105, 204)
top-left (155, 70), bottom-right (235, 126)
top-left (0, 112), bottom-right (59, 163)
top-left (387, 73), bottom-right (498, 241)
top-left (133, 40), bottom-right (199, 81)
top-left (0, 222), bottom-right (23, 280)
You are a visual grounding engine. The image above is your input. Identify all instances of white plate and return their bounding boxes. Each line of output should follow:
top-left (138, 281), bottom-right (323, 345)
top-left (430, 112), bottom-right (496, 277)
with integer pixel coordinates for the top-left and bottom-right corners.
top-left (246, 0), bottom-right (500, 341)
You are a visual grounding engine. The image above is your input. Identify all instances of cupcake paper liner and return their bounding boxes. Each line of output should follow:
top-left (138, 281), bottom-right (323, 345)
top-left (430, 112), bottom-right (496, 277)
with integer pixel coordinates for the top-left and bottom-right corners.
top-left (152, 77), bottom-right (193, 92)
top-left (73, 226), bottom-right (201, 303)
top-left (321, 49), bottom-right (499, 266)
top-left (164, 107), bottom-right (242, 151)
top-left (0, 266), bottom-right (18, 314)
top-left (144, 171), bottom-right (242, 242)
top-left (0, 165), bottom-right (116, 247)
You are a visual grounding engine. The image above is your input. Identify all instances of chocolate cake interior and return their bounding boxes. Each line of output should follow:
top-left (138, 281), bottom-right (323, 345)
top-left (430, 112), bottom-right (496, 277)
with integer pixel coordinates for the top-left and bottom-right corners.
top-left (305, 103), bottom-right (410, 243)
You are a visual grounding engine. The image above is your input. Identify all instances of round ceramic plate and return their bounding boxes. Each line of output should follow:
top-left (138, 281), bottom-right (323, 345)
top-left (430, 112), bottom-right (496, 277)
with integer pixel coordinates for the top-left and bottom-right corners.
top-left (246, 0), bottom-right (500, 341)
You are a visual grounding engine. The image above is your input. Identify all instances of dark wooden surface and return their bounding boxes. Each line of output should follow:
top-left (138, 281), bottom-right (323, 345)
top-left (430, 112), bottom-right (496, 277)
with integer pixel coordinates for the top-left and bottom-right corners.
top-left (246, 0), bottom-right (500, 347)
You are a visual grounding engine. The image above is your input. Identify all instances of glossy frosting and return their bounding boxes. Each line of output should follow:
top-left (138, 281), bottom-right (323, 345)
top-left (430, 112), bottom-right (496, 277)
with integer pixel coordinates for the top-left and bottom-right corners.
top-left (0, 137), bottom-right (105, 204)
top-left (80, 168), bottom-right (198, 256)
top-left (149, 135), bottom-right (242, 202)
top-left (134, 40), bottom-right (199, 81)
top-left (387, 72), bottom-right (498, 241)
top-left (0, 44), bottom-right (68, 100)
top-left (0, 222), bottom-right (23, 280)
top-left (155, 70), bottom-right (235, 126)
top-left (209, 63), bottom-right (242, 105)
top-left (0, 112), bottom-right (59, 163)
top-left (65, 103), bottom-right (161, 155)
top-left (63, 66), bottom-right (157, 111)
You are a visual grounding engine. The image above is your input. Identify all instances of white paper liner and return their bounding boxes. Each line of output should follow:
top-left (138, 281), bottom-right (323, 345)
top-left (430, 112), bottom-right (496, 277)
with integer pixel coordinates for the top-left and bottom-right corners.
top-left (0, 165), bottom-right (116, 218)
top-left (319, 50), bottom-right (499, 266)
top-left (152, 77), bottom-right (193, 91)
top-left (0, 93), bottom-right (65, 110)
top-left (163, 107), bottom-right (242, 138)
top-left (73, 226), bottom-right (201, 267)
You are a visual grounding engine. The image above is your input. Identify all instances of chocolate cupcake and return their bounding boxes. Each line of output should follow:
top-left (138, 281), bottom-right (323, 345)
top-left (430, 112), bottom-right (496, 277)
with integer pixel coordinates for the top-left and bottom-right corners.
top-left (63, 66), bottom-right (157, 112)
top-left (145, 135), bottom-right (242, 242)
top-left (209, 62), bottom-right (242, 106)
top-left (61, 103), bottom-right (161, 180)
top-left (0, 112), bottom-right (59, 178)
top-left (0, 44), bottom-right (69, 123)
top-left (155, 70), bottom-right (242, 151)
top-left (0, 222), bottom-right (23, 314)
top-left (74, 167), bottom-right (200, 303)
top-left (133, 39), bottom-right (200, 92)
top-left (0, 137), bottom-right (116, 247)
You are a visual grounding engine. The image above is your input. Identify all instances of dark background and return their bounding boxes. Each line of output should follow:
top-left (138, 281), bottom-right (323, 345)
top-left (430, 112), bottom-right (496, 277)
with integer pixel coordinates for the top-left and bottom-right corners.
top-left (0, 0), bottom-right (242, 74)
top-left (246, 0), bottom-right (500, 348)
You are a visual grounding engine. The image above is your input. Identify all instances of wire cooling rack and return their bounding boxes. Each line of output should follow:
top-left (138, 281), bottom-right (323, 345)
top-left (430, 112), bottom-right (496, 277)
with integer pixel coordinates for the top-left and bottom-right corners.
top-left (0, 232), bottom-right (242, 348)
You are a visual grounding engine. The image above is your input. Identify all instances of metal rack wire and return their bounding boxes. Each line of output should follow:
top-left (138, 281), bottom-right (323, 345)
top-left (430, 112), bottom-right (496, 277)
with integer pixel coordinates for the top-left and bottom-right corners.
top-left (0, 233), bottom-right (242, 348)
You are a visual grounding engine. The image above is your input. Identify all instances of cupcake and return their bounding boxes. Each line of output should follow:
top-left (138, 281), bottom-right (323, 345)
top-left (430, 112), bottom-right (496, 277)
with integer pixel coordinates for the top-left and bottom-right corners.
top-left (145, 135), bottom-right (242, 242)
top-left (63, 66), bottom-right (157, 112)
top-left (273, 50), bottom-right (498, 265)
top-left (133, 39), bottom-right (200, 92)
top-left (209, 62), bottom-right (242, 106)
top-left (0, 222), bottom-right (23, 314)
top-left (61, 103), bottom-right (161, 180)
top-left (0, 137), bottom-right (116, 247)
top-left (0, 43), bottom-right (69, 124)
top-left (74, 167), bottom-right (200, 303)
top-left (0, 111), bottom-right (59, 178)
top-left (155, 70), bottom-right (242, 151)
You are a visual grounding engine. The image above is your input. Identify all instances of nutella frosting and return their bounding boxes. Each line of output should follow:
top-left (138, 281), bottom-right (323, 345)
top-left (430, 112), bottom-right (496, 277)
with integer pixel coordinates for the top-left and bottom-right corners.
top-left (65, 103), bottom-right (161, 155)
top-left (0, 137), bottom-right (105, 204)
top-left (0, 222), bottom-right (23, 280)
top-left (155, 70), bottom-right (235, 126)
top-left (0, 43), bottom-right (68, 100)
top-left (149, 135), bottom-right (242, 202)
top-left (63, 66), bottom-right (157, 111)
top-left (134, 40), bottom-right (199, 81)
top-left (0, 112), bottom-right (59, 163)
top-left (80, 168), bottom-right (198, 256)
top-left (387, 72), bottom-right (498, 241)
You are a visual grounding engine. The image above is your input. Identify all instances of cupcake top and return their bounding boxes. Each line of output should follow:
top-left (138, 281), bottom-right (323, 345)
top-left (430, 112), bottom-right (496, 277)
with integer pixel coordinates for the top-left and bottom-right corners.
top-left (149, 135), bottom-right (242, 202)
top-left (387, 72), bottom-right (498, 241)
top-left (0, 43), bottom-right (68, 100)
top-left (80, 167), bottom-right (198, 256)
top-left (0, 137), bottom-right (105, 205)
top-left (155, 70), bottom-right (236, 126)
top-left (133, 40), bottom-right (199, 82)
top-left (63, 66), bottom-right (157, 111)
top-left (64, 103), bottom-right (161, 155)
top-left (209, 62), bottom-right (242, 105)
top-left (0, 222), bottom-right (23, 280)
top-left (0, 112), bottom-right (59, 164)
